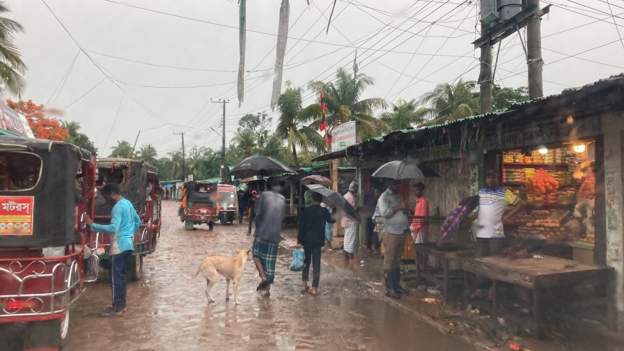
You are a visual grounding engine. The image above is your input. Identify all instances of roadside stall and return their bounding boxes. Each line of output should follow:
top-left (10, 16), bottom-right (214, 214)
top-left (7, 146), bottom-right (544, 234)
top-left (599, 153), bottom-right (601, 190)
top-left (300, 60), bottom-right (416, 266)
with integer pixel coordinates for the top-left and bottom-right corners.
top-left (312, 75), bottom-right (624, 334)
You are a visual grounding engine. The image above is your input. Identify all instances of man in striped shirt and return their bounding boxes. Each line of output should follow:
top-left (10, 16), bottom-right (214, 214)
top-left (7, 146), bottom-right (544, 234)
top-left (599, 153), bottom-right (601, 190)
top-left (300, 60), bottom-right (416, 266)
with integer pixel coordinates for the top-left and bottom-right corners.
top-left (475, 170), bottom-right (524, 257)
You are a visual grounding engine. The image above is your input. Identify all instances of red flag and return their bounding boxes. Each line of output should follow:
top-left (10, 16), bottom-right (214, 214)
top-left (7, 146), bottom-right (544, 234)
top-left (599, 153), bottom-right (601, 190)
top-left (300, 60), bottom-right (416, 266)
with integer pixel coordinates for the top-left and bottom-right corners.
top-left (319, 90), bottom-right (327, 132)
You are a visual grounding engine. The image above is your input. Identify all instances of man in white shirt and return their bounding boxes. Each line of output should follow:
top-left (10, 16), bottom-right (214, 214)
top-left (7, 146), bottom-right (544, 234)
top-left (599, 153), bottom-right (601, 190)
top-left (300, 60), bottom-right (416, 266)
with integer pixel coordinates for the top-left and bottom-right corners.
top-left (377, 180), bottom-right (409, 299)
top-left (476, 170), bottom-right (524, 256)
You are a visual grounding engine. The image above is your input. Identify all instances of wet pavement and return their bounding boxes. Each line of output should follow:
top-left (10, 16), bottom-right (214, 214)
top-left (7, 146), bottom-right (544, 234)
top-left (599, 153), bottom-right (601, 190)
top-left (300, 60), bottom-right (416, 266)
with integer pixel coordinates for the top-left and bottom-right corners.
top-left (63, 201), bottom-right (474, 351)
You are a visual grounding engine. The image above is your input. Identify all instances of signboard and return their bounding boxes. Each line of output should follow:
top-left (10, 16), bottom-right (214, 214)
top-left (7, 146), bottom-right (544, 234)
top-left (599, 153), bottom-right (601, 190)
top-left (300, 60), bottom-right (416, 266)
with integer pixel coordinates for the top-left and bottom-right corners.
top-left (0, 196), bottom-right (34, 236)
top-left (0, 103), bottom-right (34, 138)
top-left (331, 121), bottom-right (357, 152)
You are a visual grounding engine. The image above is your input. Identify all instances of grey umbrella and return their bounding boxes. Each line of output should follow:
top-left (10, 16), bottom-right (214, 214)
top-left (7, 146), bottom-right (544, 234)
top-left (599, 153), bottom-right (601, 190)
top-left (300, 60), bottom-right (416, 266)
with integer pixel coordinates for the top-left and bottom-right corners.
top-left (230, 155), bottom-right (295, 179)
top-left (305, 184), bottom-right (360, 222)
top-left (372, 160), bottom-right (429, 180)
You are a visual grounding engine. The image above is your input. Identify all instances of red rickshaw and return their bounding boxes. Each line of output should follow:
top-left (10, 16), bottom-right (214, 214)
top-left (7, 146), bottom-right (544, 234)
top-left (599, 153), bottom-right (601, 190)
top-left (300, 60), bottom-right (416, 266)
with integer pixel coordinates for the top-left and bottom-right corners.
top-left (179, 181), bottom-right (218, 231)
top-left (0, 137), bottom-right (96, 347)
top-left (217, 184), bottom-right (238, 224)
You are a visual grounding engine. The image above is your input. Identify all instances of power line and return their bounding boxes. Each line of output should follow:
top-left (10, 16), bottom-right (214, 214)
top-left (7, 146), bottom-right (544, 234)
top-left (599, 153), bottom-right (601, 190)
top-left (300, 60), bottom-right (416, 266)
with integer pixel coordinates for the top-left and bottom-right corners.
top-left (90, 50), bottom-right (270, 73)
top-left (605, 0), bottom-right (624, 50)
top-left (542, 1), bottom-right (624, 28)
top-left (63, 77), bottom-right (107, 110)
top-left (387, 3), bottom-right (473, 99)
top-left (103, 94), bottom-right (124, 151)
top-left (498, 38), bottom-right (624, 81)
top-left (47, 50), bottom-right (80, 105)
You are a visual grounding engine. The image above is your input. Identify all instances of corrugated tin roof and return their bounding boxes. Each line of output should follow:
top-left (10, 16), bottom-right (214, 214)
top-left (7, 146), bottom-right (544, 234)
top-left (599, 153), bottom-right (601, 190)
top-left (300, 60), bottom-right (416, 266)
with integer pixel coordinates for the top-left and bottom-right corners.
top-left (314, 74), bottom-right (624, 161)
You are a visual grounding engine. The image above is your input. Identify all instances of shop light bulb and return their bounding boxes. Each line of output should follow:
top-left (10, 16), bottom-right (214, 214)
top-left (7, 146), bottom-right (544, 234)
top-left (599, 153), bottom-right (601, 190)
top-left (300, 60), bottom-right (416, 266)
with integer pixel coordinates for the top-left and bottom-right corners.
top-left (573, 144), bottom-right (586, 153)
top-left (538, 147), bottom-right (548, 155)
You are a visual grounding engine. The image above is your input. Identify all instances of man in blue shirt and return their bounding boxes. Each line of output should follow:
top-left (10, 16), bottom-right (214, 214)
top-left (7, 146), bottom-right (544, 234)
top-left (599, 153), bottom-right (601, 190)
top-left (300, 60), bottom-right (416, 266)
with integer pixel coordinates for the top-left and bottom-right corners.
top-left (86, 183), bottom-right (141, 317)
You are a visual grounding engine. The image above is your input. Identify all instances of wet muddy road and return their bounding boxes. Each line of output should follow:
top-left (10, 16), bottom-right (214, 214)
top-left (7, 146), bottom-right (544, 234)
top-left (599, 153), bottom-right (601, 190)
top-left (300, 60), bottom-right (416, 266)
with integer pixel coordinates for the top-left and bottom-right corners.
top-left (65, 201), bottom-right (474, 351)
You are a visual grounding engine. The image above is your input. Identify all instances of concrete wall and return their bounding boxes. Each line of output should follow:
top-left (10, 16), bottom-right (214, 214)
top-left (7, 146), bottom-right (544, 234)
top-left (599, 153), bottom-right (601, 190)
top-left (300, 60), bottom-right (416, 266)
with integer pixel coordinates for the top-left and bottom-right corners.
top-left (601, 112), bottom-right (624, 329)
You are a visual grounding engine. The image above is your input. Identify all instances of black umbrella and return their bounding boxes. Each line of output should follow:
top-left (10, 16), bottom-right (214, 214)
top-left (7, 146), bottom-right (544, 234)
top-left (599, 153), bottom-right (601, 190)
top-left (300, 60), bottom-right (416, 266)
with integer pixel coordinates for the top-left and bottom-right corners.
top-left (230, 155), bottom-right (295, 179)
top-left (305, 184), bottom-right (360, 222)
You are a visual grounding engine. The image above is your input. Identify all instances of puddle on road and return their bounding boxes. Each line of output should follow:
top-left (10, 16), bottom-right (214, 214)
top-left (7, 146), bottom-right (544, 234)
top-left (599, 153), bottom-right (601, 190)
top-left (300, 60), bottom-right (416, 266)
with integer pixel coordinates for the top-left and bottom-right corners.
top-left (58, 202), bottom-right (473, 350)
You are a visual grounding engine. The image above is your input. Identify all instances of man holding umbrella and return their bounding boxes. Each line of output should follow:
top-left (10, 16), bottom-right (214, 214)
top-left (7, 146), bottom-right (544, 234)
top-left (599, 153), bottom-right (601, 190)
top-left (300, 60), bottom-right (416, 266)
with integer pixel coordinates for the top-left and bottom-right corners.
top-left (377, 181), bottom-right (409, 299)
top-left (372, 159), bottom-right (429, 299)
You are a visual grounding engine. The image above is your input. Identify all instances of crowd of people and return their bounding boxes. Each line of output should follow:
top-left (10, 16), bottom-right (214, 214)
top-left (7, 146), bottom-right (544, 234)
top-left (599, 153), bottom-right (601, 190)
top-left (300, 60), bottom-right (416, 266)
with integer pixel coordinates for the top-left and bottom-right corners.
top-left (91, 170), bottom-right (523, 316)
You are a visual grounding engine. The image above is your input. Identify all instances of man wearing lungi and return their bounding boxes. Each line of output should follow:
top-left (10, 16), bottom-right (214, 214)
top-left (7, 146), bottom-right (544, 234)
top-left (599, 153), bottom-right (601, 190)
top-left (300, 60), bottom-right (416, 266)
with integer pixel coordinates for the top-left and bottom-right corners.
top-left (252, 180), bottom-right (286, 297)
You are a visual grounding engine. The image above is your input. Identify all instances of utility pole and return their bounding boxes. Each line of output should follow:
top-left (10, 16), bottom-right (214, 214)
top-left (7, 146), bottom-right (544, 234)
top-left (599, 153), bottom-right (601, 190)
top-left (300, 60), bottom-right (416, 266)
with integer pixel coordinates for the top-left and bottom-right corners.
top-left (174, 132), bottom-right (186, 181)
top-left (527, 0), bottom-right (544, 98)
top-left (131, 129), bottom-right (141, 158)
top-left (474, 0), bottom-right (549, 105)
top-left (211, 99), bottom-right (230, 182)
top-left (478, 22), bottom-right (493, 113)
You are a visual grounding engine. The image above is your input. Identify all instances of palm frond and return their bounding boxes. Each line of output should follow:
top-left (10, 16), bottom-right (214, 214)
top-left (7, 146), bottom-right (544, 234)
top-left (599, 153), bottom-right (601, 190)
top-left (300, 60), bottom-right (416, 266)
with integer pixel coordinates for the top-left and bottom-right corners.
top-left (352, 97), bottom-right (386, 113)
top-left (0, 60), bottom-right (23, 94)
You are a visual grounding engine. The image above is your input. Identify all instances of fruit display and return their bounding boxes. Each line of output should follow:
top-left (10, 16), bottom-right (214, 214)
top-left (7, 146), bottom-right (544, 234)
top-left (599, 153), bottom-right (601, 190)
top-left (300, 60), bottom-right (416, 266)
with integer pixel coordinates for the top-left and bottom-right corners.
top-left (502, 144), bottom-right (594, 245)
top-left (510, 209), bottom-right (570, 241)
top-left (527, 169), bottom-right (559, 194)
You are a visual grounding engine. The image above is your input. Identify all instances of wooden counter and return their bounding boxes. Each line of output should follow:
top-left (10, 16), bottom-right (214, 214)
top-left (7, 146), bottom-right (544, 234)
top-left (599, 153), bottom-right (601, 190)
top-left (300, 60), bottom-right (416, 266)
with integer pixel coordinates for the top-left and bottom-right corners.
top-left (462, 255), bottom-right (613, 337)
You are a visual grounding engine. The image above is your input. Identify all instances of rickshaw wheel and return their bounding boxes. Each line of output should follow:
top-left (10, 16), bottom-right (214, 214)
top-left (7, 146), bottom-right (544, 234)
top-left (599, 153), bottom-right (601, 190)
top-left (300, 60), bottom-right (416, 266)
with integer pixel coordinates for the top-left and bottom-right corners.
top-left (185, 220), bottom-right (194, 230)
top-left (208, 222), bottom-right (215, 231)
top-left (128, 254), bottom-right (143, 282)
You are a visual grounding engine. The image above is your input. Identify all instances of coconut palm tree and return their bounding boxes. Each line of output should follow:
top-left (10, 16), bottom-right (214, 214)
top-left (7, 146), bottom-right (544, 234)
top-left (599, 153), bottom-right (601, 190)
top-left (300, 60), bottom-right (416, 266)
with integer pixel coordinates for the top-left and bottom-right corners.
top-left (308, 67), bottom-right (386, 142)
top-left (420, 80), bottom-right (478, 123)
top-left (380, 99), bottom-right (428, 131)
top-left (110, 141), bottom-right (135, 158)
top-left (0, 2), bottom-right (25, 94)
top-left (138, 144), bottom-right (158, 165)
top-left (276, 87), bottom-right (323, 167)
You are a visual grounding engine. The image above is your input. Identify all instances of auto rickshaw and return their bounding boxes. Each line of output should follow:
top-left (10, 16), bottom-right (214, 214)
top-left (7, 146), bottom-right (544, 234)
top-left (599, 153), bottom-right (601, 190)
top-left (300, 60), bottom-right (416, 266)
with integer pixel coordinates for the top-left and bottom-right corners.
top-left (180, 181), bottom-right (218, 231)
top-left (0, 136), bottom-right (96, 347)
top-left (93, 158), bottom-right (162, 282)
top-left (217, 184), bottom-right (238, 224)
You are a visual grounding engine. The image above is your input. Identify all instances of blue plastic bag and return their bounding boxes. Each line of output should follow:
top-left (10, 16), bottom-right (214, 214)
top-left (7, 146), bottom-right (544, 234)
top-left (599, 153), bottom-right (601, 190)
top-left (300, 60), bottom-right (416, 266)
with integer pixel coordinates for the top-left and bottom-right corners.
top-left (289, 248), bottom-right (305, 271)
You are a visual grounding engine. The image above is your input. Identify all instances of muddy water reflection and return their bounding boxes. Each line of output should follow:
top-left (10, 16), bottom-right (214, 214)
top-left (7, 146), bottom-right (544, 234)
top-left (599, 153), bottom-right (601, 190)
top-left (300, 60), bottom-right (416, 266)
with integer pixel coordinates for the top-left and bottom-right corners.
top-left (65, 201), bottom-right (472, 351)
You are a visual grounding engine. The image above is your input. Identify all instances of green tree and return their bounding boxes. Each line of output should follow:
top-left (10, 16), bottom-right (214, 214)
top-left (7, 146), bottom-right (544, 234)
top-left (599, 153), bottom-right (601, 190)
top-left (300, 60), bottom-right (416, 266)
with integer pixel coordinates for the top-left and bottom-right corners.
top-left (154, 157), bottom-right (175, 180)
top-left (137, 144), bottom-right (157, 165)
top-left (276, 86), bottom-right (323, 167)
top-left (0, 2), bottom-right (25, 94)
top-left (308, 67), bottom-right (386, 143)
top-left (380, 99), bottom-right (428, 131)
top-left (62, 121), bottom-right (97, 153)
top-left (492, 86), bottom-right (530, 111)
top-left (109, 140), bottom-right (135, 158)
top-left (232, 130), bottom-right (256, 158)
top-left (187, 146), bottom-right (221, 180)
top-left (420, 80), bottom-right (478, 123)
top-left (238, 112), bottom-right (271, 143)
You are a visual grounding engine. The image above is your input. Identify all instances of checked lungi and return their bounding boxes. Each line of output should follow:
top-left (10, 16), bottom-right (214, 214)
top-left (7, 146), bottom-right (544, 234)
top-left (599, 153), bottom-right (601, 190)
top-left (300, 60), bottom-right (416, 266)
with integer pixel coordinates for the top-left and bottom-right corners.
top-left (252, 238), bottom-right (279, 284)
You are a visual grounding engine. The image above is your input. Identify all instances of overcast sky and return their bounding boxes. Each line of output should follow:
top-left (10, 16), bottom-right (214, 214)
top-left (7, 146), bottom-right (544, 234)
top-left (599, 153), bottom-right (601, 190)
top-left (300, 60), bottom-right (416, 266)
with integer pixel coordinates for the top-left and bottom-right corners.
top-left (8, 0), bottom-right (624, 156)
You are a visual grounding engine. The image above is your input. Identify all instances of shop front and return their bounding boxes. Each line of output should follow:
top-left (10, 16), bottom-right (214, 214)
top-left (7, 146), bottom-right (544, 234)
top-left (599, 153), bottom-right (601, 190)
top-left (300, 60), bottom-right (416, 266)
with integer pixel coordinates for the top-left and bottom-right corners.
top-left (314, 74), bottom-right (624, 332)
top-left (501, 141), bottom-right (596, 263)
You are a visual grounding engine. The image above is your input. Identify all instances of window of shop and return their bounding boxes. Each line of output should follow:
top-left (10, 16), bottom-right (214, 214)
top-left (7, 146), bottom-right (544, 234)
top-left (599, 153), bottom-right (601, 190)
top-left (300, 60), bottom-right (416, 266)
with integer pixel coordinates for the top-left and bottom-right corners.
top-left (502, 141), bottom-right (596, 262)
top-left (0, 152), bottom-right (42, 191)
